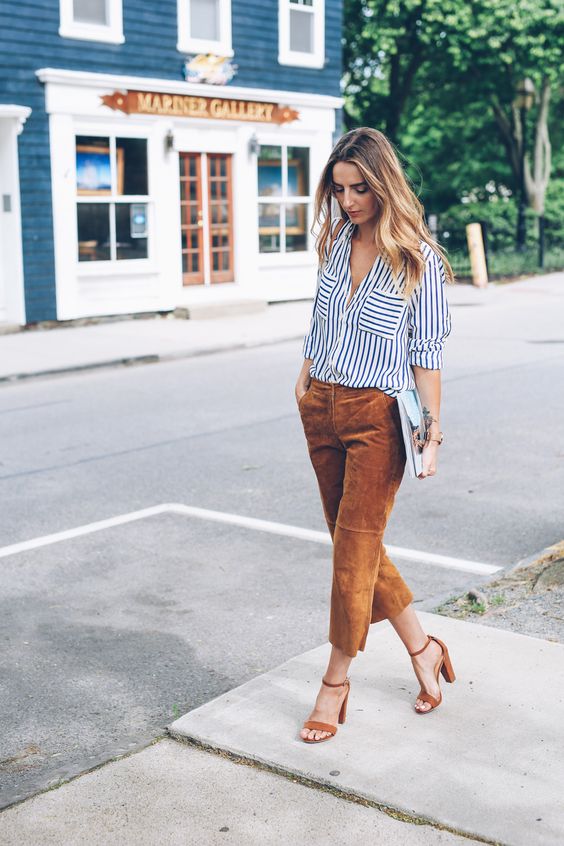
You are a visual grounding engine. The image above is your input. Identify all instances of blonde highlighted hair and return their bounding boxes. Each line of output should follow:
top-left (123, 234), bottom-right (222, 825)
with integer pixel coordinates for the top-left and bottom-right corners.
top-left (314, 127), bottom-right (455, 298)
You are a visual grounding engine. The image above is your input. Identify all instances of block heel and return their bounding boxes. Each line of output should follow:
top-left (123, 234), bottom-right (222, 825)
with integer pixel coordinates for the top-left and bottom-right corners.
top-left (301, 676), bottom-right (351, 743)
top-left (409, 634), bottom-right (456, 714)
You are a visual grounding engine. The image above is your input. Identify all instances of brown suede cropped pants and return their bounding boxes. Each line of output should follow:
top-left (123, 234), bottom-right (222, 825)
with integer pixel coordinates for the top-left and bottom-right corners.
top-left (298, 377), bottom-right (414, 657)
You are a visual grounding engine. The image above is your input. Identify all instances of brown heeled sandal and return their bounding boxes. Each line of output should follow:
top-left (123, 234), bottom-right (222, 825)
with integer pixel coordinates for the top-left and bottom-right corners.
top-left (408, 634), bottom-right (456, 714)
top-left (301, 676), bottom-right (351, 743)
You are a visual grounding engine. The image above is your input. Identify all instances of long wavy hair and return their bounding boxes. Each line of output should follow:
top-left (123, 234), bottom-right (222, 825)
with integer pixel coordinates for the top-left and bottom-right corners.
top-left (313, 127), bottom-right (455, 298)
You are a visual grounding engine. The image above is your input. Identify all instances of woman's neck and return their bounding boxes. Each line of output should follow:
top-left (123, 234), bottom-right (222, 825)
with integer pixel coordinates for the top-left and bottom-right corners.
top-left (352, 219), bottom-right (379, 246)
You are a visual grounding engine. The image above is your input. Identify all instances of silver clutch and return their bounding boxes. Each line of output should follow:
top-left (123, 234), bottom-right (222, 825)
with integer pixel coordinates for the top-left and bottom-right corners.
top-left (395, 387), bottom-right (425, 478)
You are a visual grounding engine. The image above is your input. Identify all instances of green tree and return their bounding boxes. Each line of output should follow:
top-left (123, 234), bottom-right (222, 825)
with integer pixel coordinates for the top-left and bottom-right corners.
top-left (343, 0), bottom-right (563, 226)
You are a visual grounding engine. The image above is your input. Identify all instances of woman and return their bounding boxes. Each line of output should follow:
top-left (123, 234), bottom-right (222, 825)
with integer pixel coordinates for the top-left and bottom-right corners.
top-left (296, 127), bottom-right (456, 743)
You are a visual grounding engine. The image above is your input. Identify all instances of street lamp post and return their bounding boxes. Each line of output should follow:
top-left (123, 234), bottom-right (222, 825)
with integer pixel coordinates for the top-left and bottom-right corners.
top-left (513, 78), bottom-right (535, 253)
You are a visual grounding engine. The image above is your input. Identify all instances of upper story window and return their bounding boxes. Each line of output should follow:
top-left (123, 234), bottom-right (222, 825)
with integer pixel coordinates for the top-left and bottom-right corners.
top-left (279, 0), bottom-right (325, 68)
top-left (59, 0), bottom-right (124, 44)
top-left (177, 0), bottom-right (233, 56)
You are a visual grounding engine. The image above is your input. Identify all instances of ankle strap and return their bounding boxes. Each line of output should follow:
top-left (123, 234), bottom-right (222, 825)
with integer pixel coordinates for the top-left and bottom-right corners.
top-left (322, 676), bottom-right (349, 688)
top-left (408, 635), bottom-right (431, 657)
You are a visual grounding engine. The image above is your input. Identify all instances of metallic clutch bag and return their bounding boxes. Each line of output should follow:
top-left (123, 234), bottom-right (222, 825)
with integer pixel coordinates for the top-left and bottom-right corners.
top-left (395, 387), bottom-right (425, 478)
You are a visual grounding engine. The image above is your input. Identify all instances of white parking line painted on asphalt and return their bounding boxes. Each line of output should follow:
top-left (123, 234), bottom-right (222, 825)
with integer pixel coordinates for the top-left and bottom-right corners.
top-left (0, 502), bottom-right (501, 575)
top-left (0, 504), bottom-right (173, 559)
top-left (168, 504), bottom-right (501, 575)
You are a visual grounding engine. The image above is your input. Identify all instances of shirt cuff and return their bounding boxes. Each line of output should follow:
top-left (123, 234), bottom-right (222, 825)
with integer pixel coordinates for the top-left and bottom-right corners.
top-left (408, 339), bottom-right (444, 369)
top-left (303, 332), bottom-right (315, 359)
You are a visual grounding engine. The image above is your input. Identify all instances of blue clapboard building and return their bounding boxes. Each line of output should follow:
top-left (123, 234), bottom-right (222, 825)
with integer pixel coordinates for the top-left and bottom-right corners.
top-left (0, 0), bottom-right (343, 325)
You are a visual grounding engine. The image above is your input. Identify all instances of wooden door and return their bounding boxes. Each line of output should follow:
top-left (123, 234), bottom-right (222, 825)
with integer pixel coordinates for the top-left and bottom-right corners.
top-left (180, 152), bottom-right (234, 287)
top-left (207, 153), bottom-right (234, 284)
top-left (180, 153), bottom-right (204, 286)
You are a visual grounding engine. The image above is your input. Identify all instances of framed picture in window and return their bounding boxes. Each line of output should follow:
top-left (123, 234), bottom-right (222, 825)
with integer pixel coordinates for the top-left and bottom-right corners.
top-left (76, 145), bottom-right (124, 195)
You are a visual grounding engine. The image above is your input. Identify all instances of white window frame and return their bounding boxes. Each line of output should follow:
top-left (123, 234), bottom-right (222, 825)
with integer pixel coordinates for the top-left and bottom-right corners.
top-left (279, 0), bottom-right (325, 69)
top-left (75, 133), bottom-right (152, 270)
top-left (257, 142), bottom-right (311, 257)
top-left (59, 0), bottom-right (124, 44)
top-left (177, 0), bottom-right (233, 57)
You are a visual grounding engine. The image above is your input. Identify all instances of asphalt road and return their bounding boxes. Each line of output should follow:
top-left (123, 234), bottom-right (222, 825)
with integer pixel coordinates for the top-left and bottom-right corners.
top-left (1, 331), bottom-right (563, 807)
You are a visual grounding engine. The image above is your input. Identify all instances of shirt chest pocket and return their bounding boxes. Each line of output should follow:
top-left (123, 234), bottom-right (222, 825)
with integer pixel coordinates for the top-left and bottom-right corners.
top-left (358, 288), bottom-right (406, 340)
top-left (314, 267), bottom-right (338, 320)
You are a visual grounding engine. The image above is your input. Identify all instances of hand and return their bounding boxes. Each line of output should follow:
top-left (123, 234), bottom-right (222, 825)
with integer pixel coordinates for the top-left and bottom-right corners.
top-left (295, 380), bottom-right (310, 406)
top-left (417, 441), bottom-right (439, 479)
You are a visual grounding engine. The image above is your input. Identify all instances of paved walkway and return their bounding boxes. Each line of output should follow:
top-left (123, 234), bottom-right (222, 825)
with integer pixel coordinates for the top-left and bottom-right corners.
top-left (1, 611), bottom-right (562, 845)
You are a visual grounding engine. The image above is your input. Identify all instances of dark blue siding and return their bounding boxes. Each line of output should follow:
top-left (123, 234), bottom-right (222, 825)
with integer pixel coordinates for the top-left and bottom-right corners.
top-left (0, 0), bottom-right (343, 323)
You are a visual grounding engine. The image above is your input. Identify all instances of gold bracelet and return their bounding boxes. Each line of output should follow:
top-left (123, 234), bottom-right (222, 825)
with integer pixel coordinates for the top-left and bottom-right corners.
top-left (425, 431), bottom-right (444, 445)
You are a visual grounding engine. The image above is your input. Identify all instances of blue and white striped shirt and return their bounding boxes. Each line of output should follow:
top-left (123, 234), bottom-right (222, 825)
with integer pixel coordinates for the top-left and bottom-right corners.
top-left (303, 220), bottom-right (452, 396)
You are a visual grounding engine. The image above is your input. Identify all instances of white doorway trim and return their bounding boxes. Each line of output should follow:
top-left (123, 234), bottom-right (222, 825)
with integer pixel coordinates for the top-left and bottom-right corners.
top-left (0, 105), bottom-right (31, 325)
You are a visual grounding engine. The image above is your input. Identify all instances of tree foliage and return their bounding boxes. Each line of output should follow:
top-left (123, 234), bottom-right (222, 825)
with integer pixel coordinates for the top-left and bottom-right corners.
top-left (343, 0), bottom-right (564, 220)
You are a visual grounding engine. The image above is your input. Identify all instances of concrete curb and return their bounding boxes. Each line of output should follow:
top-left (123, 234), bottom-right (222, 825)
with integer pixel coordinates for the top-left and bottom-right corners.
top-left (505, 538), bottom-right (564, 577)
top-left (0, 334), bottom-right (305, 384)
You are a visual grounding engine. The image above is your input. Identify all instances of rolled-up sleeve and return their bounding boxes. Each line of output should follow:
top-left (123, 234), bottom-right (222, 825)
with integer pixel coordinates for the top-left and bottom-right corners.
top-left (407, 250), bottom-right (451, 369)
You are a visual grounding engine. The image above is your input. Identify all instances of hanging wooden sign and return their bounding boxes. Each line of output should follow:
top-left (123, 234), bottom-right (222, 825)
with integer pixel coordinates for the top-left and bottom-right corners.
top-left (100, 90), bottom-right (299, 124)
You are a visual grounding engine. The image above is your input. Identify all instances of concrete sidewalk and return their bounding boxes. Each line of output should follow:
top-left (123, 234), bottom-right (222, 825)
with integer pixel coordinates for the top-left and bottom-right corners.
top-left (0, 271), bottom-right (561, 382)
top-left (1, 611), bottom-right (562, 845)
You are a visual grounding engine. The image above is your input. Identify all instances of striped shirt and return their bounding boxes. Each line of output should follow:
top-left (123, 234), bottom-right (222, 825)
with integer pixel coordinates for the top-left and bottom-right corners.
top-left (302, 219), bottom-right (452, 396)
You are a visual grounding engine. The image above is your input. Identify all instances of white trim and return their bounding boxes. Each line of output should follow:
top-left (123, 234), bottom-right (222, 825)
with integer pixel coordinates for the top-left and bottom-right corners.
top-left (0, 107), bottom-right (31, 325)
top-left (36, 67), bottom-right (343, 111)
top-left (59, 0), bottom-right (124, 44)
top-left (279, 0), bottom-right (325, 69)
top-left (177, 0), bottom-right (233, 56)
top-left (0, 105), bottom-right (32, 133)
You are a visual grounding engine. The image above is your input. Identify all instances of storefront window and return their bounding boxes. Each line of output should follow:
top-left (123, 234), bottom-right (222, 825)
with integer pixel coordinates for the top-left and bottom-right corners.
top-left (76, 135), bottom-right (149, 262)
top-left (258, 144), bottom-right (310, 254)
top-left (258, 146), bottom-right (282, 197)
top-left (77, 204), bottom-right (110, 262)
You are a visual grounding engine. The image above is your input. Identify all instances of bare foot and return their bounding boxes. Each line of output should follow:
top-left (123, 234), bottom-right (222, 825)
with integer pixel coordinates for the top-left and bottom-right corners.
top-left (300, 680), bottom-right (348, 741)
top-left (410, 639), bottom-right (443, 712)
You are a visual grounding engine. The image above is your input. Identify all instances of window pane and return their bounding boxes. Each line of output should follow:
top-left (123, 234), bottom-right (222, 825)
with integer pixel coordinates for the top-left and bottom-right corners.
top-left (116, 203), bottom-right (148, 260)
top-left (287, 147), bottom-right (309, 197)
top-left (258, 146), bottom-right (282, 197)
top-left (259, 203), bottom-right (281, 253)
top-left (77, 204), bottom-right (110, 261)
top-left (116, 138), bottom-right (148, 196)
top-left (286, 204), bottom-right (308, 252)
top-left (73, 0), bottom-right (108, 25)
top-left (190, 0), bottom-right (219, 40)
top-left (76, 136), bottom-right (111, 195)
top-left (290, 8), bottom-right (313, 53)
